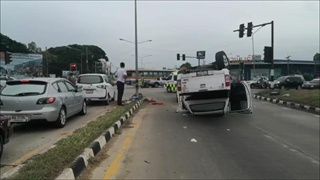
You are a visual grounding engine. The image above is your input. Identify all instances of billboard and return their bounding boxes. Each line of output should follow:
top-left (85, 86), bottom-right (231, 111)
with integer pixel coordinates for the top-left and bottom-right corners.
top-left (0, 53), bottom-right (43, 78)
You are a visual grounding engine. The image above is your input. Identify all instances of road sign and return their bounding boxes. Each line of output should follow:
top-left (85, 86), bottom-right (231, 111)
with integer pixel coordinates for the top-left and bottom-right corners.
top-left (197, 51), bottom-right (206, 59)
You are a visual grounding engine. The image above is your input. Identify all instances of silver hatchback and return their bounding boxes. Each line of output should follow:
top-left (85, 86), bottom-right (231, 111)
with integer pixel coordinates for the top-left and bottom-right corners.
top-left (0, 78), bottom-right (87, 128)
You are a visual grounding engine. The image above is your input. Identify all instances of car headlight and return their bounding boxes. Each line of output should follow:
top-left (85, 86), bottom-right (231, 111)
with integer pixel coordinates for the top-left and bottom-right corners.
top-left (96, 85), bottom-right (106, 89)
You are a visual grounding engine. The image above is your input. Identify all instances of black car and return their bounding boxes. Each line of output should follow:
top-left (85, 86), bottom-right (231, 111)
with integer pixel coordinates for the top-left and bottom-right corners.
top-left (274, 75), bottom-right (304, 89)
top-left (0, 115), bottom-right (12, 158)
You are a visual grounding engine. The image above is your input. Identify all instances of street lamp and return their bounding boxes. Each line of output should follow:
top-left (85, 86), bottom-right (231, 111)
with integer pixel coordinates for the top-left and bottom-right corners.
top-left (140, 55), bottom-right (152, 68)
top-left (119, 38), bottom-right (152, 44)
top-left (251, 26), bottom-right (265, 78)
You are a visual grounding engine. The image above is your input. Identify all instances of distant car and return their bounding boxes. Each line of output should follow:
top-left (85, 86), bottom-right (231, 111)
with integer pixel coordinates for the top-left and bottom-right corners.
top-left (272, 75), bottom-right (304, 89)
top-left (302, 78), bottom-right (320, 89)
top-left (77, 74), bottom-right (116, 104)
top-left (0, 78), bottom-right (87, 128)
top-left (248, 76), bottom-right (269, 89)
top-left (0, 115), bottom-right (12, 158)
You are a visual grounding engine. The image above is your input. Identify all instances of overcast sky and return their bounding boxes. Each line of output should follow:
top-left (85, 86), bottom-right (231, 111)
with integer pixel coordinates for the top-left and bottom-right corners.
top-left (1, 1), bottom-right (319, 69)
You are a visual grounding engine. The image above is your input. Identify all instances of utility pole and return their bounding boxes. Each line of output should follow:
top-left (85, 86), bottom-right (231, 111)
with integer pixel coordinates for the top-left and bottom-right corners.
top-left (271, 21), bottom-right (274, 81)
top-left (45, 47), bottom-right (48, 77)
top-left (86, 47), bottom-right (89, 73)
top-left (134, 0), bottom-right (139, 97)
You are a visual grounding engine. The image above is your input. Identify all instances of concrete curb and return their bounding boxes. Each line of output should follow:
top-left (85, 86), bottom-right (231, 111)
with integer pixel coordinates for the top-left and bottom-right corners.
top-left (253, 94), bottom-right (320, 115)
top-left (55, 99), bottom-right (144, 180)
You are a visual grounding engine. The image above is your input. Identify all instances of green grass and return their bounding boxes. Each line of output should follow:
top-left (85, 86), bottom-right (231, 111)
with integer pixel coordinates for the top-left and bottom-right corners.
top-left (9, 103), bottom-right (135, 180)
top-left (256, 89), bottom-right (320, 107)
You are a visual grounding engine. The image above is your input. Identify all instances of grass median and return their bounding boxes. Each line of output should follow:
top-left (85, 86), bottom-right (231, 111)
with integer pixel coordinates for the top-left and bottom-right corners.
top-left (256, 89), bottom-right (320, 108)
top-left (9, 103), bottom-right (135, 180)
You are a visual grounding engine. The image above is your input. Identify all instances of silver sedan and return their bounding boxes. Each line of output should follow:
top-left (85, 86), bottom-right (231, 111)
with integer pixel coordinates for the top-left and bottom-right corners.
top-left (0, 78), bottom-right (87, 128)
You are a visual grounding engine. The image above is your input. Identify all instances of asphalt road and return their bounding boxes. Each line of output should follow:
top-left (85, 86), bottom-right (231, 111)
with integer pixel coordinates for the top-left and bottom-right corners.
top-left (89, 87), bottom-right (319, 179)
top-left (0, 86), bottom-right (135, 177)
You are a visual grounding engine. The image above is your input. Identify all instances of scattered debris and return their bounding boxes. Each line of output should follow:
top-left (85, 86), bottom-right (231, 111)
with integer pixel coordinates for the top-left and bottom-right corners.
top-left (183, 126), bottom-right (187, 129)
top-left (182, 113), bottom-right (188, 117)
top-left (226, 129), bottom-right (230, 131)
top-left (190, 138), bottom-right (197, 143)
top-left (144, 160), bottom-right (151, 164)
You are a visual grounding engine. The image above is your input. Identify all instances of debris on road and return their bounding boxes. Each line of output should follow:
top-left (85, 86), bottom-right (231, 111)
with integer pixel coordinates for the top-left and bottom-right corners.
top-left (190, 138), bottom-right (197, 143)
top-left (144, 160), bottom-right (151, 164)
top-left (183, 126), bottom-right (187, 129)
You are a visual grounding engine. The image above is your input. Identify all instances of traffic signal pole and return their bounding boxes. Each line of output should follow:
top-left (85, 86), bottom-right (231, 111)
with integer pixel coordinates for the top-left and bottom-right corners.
top-left (271, 21), bottom-right (274, 81)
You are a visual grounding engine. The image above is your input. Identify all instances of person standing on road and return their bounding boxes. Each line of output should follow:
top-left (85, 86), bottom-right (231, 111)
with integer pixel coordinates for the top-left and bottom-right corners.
top-left (115, 62), bottom-right (127, 106)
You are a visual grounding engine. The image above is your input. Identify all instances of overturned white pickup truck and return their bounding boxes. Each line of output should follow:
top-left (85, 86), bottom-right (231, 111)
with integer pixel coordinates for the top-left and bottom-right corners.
top-left (177, 51), bottom-right (252, 115)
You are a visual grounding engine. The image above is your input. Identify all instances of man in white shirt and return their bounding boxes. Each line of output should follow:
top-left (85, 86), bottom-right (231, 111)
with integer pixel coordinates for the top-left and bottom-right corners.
top-left (115, 62), bottom-right (127, 106)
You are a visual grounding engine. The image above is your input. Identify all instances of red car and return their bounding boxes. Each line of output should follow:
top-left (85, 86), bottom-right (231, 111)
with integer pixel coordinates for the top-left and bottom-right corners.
top-left (0, 115), bottom-right (11, 158)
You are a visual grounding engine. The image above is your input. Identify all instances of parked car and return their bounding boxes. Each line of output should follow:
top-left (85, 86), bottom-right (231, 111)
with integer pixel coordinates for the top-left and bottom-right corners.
top-left (0, 78), bottom-right (87, 128)
top-left (0, 115), bottom-right (12, 158)
top-left (271, 75), bottom-right (304, 89)
top-left (77, 74), bottom-right (116, 104)
top-left (302, 78), bottom-right (320, 89)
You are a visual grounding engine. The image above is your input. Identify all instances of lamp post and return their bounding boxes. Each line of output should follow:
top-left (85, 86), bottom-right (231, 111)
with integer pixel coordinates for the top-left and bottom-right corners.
top-left (251, 26), bottom-right (264, 78)
top-left (119, 33), bottom-right (152, 96)
top-left (140, 55), bottom-right (152, 68)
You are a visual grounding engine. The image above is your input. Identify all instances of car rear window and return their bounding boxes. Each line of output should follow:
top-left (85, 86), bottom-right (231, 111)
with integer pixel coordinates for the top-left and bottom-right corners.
top-left (0, 80), bottom-right (47, 96)
top-left (78, 75), bottom-right (103, 84)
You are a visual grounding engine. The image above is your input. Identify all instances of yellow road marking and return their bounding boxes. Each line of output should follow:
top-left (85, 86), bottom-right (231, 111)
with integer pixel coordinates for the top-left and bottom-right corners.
top-left (103, 119), bottom-right (142, 179)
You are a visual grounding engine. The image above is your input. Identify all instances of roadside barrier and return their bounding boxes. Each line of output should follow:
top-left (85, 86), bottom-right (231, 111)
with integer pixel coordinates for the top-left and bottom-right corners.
top-left (56, 99), bottom-right (144, 180)
top-left (253, 94), bottom-right (320, 115)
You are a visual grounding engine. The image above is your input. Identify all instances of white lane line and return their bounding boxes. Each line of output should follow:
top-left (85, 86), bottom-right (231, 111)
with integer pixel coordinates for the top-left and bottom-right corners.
top-left (257, 126), bottom-right (319, 165)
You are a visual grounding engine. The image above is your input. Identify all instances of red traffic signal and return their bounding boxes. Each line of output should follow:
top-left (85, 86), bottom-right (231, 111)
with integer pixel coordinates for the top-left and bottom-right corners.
top-left (70, 63), bottom-right (77, 71)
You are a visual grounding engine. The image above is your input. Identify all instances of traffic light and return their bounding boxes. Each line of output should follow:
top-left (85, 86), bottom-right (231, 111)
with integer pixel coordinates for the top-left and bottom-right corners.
top-left (263, 46), bottom-right (273, 63)
top-left (4, 51), bottom-right (12, 65)
top-left (182, 54), bottom-right (186, 61)
top-left (177, 53), bottom-right (180, 60)
top-left (247, 22), bottom-right (253, 37)
top-left (239, 24), bottom-right (245, 38)
top-left (70, 63), bottom-right (77, 71)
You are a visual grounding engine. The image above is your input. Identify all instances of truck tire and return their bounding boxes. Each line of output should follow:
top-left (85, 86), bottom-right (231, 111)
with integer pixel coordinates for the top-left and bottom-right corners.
top-left (215, 51), bottom-right (230, 70)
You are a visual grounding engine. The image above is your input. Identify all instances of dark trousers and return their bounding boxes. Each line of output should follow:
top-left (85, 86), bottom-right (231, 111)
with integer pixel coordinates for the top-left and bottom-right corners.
top-left (117, 81), bottom-right (125, 105)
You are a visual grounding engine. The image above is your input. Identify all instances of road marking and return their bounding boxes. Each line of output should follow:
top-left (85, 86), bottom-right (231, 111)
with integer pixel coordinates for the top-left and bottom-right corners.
top-left (258, 126), bottom-right (319, 165)
top-left (281, 107), bottom-right (290, 111)
top-left (103, 113), bottom-right (143, 180)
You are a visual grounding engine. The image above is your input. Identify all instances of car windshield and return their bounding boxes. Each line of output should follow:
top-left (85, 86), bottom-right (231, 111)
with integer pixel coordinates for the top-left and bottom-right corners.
top-left (0, 81), bottom-right (47, 96)
top-left (78, 75), bottom-right (103, 84)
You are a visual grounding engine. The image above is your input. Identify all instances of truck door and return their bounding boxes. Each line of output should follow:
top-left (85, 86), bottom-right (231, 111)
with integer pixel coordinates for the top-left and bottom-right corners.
top-left (229, 81), bottom-right (252, 113)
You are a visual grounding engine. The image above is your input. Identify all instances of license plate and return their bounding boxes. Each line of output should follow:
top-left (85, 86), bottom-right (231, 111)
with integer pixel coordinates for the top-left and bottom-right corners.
top-left (86, 90), bottom-right (94, 94)
top-left (11, 115), bottom-right (30, 123)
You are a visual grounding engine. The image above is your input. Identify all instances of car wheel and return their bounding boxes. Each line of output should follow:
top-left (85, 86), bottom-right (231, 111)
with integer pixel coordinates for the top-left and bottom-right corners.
top-left (0, 136), bottom-right (3, 158)
top-left (80, 100), bottom-right (87, 115)
top-left (250, 84), bottom-right (254, 89)
top-left (154, 83), bottom-right (159, 88)
top-left (112, 92), bottom-right (116, 101)
top-left (105, 93), bottom-right (110, 105)
top-left (55, 107), bottom-right (66, 128)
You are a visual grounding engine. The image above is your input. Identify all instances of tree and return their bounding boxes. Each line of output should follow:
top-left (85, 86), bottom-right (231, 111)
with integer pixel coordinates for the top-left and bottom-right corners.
top-left (28, 41), bottom-right (42, 53)
top-left (0, 33), bottom-right (30, 53)
top-left (314, 53), bottom-right (320, 63)
top-left (180, 62), bottom-right (192, 69)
